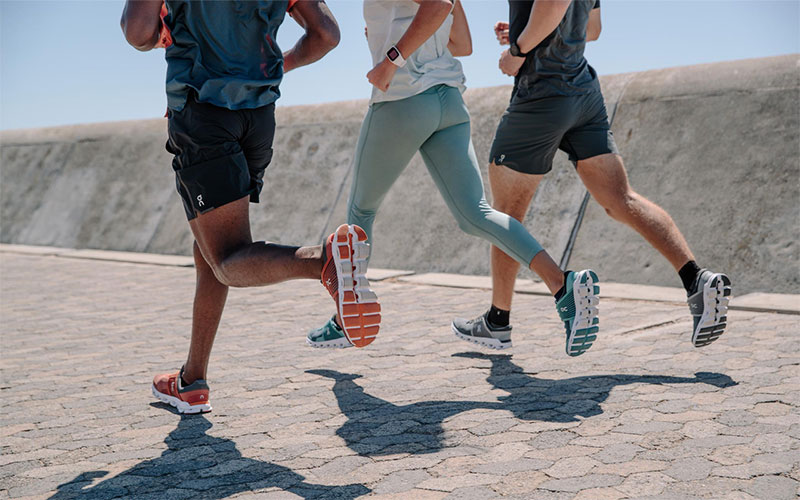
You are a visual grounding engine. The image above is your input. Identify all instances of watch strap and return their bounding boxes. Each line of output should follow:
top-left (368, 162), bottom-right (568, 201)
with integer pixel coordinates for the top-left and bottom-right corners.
top-left (386, 45), bottom-right (406, 67)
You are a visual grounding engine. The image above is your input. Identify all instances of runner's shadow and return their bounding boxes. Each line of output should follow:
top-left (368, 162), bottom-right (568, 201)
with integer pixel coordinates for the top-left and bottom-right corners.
top-left (453, 352), bottom-right (736, 422)
top-left (307, 354), bottom-right (735, 456)
top-left (47, 414), bottom-right (370, 500)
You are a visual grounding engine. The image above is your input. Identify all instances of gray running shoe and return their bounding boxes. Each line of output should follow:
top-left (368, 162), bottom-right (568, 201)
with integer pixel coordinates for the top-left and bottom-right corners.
top-left (451, 312), bottom-right (512, 350)
top-left (688, 270), bottom-right (732, 347)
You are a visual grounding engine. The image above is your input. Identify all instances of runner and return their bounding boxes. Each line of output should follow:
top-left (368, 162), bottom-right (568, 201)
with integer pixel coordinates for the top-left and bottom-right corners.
top-left (307, 0), bottom-right (600, 357)
top-left (121, 0), bottom-right (381, 414)
top-left (453, 0), bottom-right (731, 350)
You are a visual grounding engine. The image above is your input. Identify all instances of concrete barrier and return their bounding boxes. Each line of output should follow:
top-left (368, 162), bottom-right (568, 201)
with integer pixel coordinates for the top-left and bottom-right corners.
top-left (1, 55), bottom-right (797, 293)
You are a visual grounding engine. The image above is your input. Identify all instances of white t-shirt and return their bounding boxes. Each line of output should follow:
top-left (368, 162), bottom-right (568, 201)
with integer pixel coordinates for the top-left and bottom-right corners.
top-left (364, 0), bottom-right (467, 104)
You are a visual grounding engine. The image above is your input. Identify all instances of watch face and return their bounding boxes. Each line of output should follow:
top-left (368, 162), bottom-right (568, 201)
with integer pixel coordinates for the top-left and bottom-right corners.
top-left (387, 47), bottom-right (400, 61)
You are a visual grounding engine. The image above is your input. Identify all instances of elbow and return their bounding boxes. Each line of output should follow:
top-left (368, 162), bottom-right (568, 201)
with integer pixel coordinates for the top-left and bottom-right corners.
top-left (587, 27), bottom-right (602, 41)
top-left (122, 20), bottom-right (158, 51)
top-left (458, 44), bottom-right (473, 57)
top-left (434, 0), bottom-right (455, 18)
top-left (313, 19), bottom-right (341, 52)
top-left (323, 26), bottom-right (341, 51)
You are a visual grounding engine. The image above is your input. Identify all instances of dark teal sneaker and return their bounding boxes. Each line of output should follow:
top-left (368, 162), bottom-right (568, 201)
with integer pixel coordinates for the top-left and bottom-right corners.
top-left (307, 315), bottom-right (353, 349)
top-left (687, 270), bottom-right (732, 347)
top-left (556, 269), bottom-right (600, 357)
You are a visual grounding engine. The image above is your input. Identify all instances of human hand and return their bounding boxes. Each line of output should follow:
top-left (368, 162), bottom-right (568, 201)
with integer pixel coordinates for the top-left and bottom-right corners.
top-left (366, 58), bottom-right (397, 92)
top-left (494, 21), bottom-right (509, 45)
top-left (498, 48), bottom-right (524, 76)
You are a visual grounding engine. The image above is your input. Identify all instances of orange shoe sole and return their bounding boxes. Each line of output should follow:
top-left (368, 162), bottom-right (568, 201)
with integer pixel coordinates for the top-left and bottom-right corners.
top-left (331, 224), bottom-right (381, 347)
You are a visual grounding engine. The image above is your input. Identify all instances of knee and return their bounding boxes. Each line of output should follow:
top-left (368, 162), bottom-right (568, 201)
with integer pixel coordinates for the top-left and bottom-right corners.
top-left (600, 190), bottom-right (639, 222)
top-left (348, 202), bottom-right (377, 223)
top-left (454, 203), bottom-right (491, 237)
top-left (490, 198), bottom-right (528, 223)
top-left (199, 252), bottom-right (241, 287)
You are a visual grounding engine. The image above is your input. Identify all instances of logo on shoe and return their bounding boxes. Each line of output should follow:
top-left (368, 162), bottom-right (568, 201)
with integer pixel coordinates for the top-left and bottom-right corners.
top-left (560, 306), bottom-right (568, 312)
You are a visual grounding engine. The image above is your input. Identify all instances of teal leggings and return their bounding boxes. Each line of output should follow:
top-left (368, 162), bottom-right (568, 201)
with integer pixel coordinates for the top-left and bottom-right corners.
top-left (347, 85), bottom-right (544, 266)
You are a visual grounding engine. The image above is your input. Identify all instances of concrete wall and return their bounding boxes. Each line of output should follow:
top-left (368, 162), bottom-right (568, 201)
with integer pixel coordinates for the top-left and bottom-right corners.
top-left (1, 55), bottom-right (797, 293)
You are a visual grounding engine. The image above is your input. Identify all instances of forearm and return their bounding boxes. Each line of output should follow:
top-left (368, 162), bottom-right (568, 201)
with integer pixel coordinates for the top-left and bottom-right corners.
top-left (120, 0), bottom-right (163, 51)
top-left (395, 0), bottom-right (453, 59)
top-left (516, 0), bottom-right (571, 54)
top-left (447, 0), bottom-right (472, 57)
top-left (283, 29), bottom-right (338, 71)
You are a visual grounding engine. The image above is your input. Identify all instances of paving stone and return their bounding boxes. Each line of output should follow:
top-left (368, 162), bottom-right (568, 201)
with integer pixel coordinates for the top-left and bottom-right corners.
top-left (592, 443), bottom-right (644, 464)
top-left (373, 469), bottom-right (432, 495)
top-left (541, 456), bottom-right (601, 479)
top-left (443, 486), bottom-right (499, 500)
top-left (615, 471), bottom-right (675, 497)
top-left (538, 473), bottom-right (623, 492)
top-left (417, 473), bottom-right (500, 492)
top-left (744, 475), bottom-right (800, 500)
top-left (663, 457), bottom-right (716, 481)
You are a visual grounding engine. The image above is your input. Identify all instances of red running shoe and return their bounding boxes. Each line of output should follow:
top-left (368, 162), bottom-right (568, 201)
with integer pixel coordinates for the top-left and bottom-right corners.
top-left (321, 224), bottom-right (381, 347)
top-left (152, 368), bottom-right (211, 414)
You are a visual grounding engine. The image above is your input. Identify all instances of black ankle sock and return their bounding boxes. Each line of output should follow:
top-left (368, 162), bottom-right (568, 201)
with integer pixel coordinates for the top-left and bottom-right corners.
top-left (181, 375), bottom-right (191, 387)
top-left (486, 305), bottom-right (510, 328)
top-left (554, 271), bottom-right (570, 301)
top-left (679, 260), bottom-right (702, 293)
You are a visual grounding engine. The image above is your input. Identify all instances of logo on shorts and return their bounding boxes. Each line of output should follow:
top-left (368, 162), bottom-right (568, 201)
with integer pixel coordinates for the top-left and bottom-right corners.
top-left (197, 195), bottom-right (205, 207)
top-left (499, 154), bottom-right (506, 163)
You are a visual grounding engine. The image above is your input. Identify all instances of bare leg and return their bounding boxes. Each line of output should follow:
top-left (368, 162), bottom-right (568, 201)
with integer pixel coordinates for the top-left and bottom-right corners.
top-left (183, 241), bottom-right (228, 384)
top-left (488, 163), bottom-right (564, 307)
top-left (189, 196), bottom-right (324, 287)
top-left (576, 154), bottom-right (694, 271)
top-left (181, 196), bottom-right (326, 383)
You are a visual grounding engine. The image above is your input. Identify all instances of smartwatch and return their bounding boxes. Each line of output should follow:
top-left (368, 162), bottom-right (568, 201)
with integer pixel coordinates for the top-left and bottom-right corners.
top-left (509, 41), bottom-right (526, 58)
top-left (386, 45), bottom-right (406, 67)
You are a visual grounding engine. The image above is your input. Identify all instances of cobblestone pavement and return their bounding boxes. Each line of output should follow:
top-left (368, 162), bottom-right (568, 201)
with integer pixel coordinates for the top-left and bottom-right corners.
top-left (1, 253), bottom-right (798, 500)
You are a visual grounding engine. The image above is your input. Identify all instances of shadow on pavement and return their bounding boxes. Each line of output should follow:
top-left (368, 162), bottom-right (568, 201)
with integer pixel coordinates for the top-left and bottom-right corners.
top-left (307, 352), bottom-right (736, 456)
top-left (48, 414), bottom-right (370, 500)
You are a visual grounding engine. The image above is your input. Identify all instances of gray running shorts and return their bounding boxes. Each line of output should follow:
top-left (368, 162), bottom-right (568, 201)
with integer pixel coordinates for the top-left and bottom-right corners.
top-left (489, 90), bottom-right (619, 175)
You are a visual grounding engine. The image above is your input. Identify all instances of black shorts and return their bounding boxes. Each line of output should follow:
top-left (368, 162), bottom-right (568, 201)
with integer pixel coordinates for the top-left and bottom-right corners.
top-left (489, 90), bottom-right (618, 175)
top-left (166, 95), bottom-right (276, 220)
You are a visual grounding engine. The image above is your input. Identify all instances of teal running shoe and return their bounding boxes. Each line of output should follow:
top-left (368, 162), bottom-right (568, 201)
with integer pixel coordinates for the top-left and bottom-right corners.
top-left (307, 315), bottom-right (353, 349)
top-left (687, 270), bottom-right (732, 347)
top-left (556, 270), bottom-right (600, 357)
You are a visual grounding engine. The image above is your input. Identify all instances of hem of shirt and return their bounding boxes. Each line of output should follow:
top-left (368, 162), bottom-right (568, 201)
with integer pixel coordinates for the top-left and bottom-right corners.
top-left (369, 81), bottom-right (466, 106)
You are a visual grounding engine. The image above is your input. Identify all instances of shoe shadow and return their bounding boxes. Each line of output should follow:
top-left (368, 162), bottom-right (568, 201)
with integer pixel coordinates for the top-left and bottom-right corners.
top-left (307, 354), bottom-right (736, 456)
top-left (47, 414), bottom-right (371, 500)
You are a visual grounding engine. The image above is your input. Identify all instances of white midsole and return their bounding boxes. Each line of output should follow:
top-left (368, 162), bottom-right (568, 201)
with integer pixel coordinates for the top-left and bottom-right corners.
top-left (452, 323), bottom-right (512, 350)
top-left (151, 384), bottom-right (211, 414)
top-left (694, 273), bottom-right (731, 336)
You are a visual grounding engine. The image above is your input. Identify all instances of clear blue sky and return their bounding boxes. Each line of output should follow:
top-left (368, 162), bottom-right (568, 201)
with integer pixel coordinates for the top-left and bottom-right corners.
top-left (1, 1), bottom-right (797, 131)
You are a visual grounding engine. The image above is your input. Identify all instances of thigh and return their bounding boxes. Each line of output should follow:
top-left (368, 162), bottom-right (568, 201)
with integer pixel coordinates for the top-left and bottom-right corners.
top-left (576, 152), bottom-right (630, 206)
top-left (419, 120), bottom-right (487, 211)
top-left (489, 96), bottom-right (574, 175)
top-left (348, 93), bottom-right (439, 212)
top-left (560, 91), bottom-right (619, 164)
top-left (189, 195), bottom-right (253, 268)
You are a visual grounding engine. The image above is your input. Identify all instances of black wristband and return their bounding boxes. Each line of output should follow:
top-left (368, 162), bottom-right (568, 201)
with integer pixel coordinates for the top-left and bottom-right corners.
top-left (509, 41), bottom-right (526, 57)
